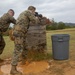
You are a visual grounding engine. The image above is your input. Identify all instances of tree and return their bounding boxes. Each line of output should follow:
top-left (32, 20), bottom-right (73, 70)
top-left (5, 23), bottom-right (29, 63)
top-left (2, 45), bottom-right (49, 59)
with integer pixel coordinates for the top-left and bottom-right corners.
top-left (58, 22), bottom-right (66, 29)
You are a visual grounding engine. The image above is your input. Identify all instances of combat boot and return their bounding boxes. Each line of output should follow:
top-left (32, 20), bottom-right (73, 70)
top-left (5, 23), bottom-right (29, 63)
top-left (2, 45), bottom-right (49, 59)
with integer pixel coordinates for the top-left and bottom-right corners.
top-left (10, 65), bottom-right (22, 75)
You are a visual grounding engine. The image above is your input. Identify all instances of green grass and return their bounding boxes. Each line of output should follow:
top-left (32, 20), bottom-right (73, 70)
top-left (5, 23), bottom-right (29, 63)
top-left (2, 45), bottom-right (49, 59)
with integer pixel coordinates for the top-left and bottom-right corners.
top-left (0, 36), bottom-right (14, 59)
top-left (0, 28), bottom-right (75, 61)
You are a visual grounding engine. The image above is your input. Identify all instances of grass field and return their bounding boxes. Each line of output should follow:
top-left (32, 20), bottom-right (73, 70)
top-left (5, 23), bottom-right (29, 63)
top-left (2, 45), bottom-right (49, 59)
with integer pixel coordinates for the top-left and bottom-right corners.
top-left (0, 28), bottom-right (75, 61)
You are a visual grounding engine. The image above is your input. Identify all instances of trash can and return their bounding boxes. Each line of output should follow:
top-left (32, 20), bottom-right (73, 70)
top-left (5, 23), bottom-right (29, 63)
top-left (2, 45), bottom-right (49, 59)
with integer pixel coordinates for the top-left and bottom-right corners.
top-left (51, 34), bottom-right (70, 60)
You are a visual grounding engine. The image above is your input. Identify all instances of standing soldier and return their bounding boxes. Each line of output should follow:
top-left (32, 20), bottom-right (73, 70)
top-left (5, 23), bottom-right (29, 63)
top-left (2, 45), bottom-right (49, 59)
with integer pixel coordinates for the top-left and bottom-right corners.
top-left (0, 9), bottom-right (16, 60)
top-left (10, 6), bottom-right (37, 75)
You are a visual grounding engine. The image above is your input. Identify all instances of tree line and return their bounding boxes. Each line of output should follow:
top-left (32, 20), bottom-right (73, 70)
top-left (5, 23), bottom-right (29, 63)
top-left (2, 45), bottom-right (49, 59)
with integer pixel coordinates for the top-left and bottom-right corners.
top-left (46, 21), bottom-right (75, 30)
top-left (3, 20), bottom-right (75, 36)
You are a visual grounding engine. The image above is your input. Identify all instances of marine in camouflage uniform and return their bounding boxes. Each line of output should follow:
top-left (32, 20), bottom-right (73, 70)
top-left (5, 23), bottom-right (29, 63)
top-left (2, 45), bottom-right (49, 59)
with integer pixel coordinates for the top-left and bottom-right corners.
top-left (0, 9), bottom-right (16, 55)
top-left (10, 6), bottom-right (37, 75)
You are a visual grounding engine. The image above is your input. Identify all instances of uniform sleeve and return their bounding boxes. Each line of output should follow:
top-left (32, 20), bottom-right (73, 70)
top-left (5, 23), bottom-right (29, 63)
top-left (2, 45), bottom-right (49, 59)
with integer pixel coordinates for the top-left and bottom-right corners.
top-left (9, 16), bottom-right (16, 24)
top-left (27, 12), bottom-right (37, 24)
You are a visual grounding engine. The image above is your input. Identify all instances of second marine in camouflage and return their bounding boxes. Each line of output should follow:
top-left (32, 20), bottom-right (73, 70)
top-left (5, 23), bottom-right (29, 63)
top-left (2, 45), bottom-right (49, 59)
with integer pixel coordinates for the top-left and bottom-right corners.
top-left (10, 6), bottom-right (38, 75)
top-left (0, 9), bottom-right (16, 56)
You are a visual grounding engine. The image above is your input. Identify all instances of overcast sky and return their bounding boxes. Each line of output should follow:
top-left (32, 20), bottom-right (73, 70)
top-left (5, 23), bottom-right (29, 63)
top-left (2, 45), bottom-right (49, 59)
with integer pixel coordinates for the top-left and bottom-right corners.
top-left (0, 0), bottom-right (75, 23)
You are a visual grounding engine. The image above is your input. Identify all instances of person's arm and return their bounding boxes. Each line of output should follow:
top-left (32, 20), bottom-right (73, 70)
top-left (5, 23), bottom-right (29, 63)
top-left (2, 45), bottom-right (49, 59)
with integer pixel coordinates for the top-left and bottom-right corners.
top-left (27, 11), bottom-right (37, 24)
top-left (10, 17), bottom-right (16, 24)
top-left (9, 16), bottom-right (16, 24)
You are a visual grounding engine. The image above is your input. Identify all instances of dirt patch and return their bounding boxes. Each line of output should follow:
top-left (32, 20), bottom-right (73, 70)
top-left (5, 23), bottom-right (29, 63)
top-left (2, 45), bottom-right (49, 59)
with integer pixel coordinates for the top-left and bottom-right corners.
top-left (0, 60), bottom-right (49, 75)
top-left (0, 70), bottom-right (3, 75)
top-left (1, 64), bottom-right (22, 75)
top-left (0, 59), bottom-right (75, 75)
top-left (20, 61), bottom-right (50, 74)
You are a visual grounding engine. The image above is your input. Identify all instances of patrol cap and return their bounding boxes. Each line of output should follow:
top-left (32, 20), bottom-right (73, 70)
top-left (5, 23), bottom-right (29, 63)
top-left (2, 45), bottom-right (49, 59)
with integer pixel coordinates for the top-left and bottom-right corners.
top-left (28, 6), bottom-right (36, 10)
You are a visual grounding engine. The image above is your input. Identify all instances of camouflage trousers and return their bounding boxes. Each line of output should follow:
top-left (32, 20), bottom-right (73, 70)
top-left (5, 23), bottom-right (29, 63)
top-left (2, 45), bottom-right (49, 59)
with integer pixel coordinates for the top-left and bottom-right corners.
top-left (11, 30), bottom-right (28, 66)
top-left (0, 31), bottom-right (5, 54)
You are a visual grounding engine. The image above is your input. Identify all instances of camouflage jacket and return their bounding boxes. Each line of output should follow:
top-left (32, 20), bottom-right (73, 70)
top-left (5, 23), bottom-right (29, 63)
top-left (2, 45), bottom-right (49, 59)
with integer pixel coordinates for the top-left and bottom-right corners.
top-left (14, 10), bottom-right (37, 32)
top-left (0, 13), bottom-right (16, 32)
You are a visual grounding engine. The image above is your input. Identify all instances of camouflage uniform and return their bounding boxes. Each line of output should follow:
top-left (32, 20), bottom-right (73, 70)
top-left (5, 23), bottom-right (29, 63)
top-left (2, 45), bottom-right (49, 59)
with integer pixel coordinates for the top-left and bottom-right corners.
top-left (0, 13), bottom-right (16, 54)
top-left (11, 10), bottom-right (36, 66)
